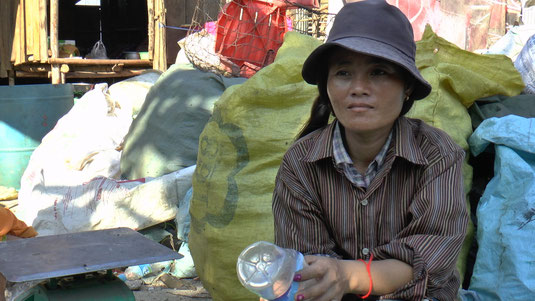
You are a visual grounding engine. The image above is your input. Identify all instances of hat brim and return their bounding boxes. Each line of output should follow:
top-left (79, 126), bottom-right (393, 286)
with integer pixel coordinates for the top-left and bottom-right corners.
top-left (302, 37), bottom-right (431, 100)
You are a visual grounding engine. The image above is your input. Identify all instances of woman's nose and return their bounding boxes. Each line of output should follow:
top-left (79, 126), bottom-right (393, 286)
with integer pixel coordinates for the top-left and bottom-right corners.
top-left (349, 73), bottom-right (370, 95)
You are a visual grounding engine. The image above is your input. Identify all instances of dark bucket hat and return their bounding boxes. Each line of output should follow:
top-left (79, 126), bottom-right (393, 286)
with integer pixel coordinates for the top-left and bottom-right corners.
top-left (302, 0), bottom-right (431, 100)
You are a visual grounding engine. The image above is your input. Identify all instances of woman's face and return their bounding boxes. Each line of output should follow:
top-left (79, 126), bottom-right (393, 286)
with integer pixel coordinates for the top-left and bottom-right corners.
top-left (327, 47), bottom-right (409, 137)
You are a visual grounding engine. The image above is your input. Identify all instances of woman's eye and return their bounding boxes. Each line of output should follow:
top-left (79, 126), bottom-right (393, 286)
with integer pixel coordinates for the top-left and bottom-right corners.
top-left (370, 69), bottom-right (387, 76)
top-left (335, 70), bottom-right (350, 77)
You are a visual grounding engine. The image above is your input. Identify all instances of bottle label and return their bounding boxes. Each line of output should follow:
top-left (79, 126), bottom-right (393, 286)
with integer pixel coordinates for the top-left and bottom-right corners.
top-left (273, 252), bottom-right (304, 301)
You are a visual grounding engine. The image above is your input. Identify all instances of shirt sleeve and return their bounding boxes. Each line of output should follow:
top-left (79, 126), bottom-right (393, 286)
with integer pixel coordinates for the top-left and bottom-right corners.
top-left (374, 149), bottom-right (469, 301)
top-left (272, 156), bottom-right (341, 258)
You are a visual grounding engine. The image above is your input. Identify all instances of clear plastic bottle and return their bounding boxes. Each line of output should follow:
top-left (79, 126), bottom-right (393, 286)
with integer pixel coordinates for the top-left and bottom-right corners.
top-left (121, 260), bottom-right (173, 280)
top-left (236, 241), bottom-right (306, 300)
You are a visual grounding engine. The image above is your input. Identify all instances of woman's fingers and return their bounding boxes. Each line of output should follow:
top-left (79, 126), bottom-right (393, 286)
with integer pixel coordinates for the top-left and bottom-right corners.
top-left (301, 279), bottom-right (341, 301)
top-left (296, 277), bottom-right (344, 301)
top-left (297, 255), bottom-right (335, 280)
top-left (293, 256), bottom-right (347, 301)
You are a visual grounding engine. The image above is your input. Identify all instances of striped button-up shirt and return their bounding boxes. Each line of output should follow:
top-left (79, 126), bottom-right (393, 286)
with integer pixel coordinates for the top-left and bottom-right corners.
top-left (273, 117), bottom-right (468, 301)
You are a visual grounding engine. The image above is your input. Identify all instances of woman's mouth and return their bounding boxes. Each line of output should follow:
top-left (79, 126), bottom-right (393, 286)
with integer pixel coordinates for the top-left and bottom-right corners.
top-left (348, 103), bottom-right (373, 112)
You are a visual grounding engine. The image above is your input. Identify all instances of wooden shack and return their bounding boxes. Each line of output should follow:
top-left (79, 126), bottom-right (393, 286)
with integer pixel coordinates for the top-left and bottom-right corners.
top-left (0, 0), bottom-right (221, 85)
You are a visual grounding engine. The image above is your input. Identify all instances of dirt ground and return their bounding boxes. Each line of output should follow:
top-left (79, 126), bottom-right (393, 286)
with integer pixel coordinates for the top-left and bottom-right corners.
top-left (131, 277), bottom-right (212, 301)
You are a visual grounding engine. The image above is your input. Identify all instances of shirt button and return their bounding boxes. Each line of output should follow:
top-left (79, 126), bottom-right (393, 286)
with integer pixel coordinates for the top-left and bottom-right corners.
top-left (362, 248), bottom-right (370, 256)
top-left (360, 199), bottom-right (369, 206)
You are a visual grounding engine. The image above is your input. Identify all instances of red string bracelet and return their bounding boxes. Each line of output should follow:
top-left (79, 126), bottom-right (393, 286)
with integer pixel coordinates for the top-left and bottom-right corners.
top-left (357, 253), bottom-right (374, 299)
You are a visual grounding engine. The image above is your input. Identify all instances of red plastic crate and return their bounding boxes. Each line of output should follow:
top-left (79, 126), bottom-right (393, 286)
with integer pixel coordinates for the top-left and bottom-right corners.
top-left (215, 0), bottom-right (290, 77)
top-left (284, 0), bottom-right (319, 9)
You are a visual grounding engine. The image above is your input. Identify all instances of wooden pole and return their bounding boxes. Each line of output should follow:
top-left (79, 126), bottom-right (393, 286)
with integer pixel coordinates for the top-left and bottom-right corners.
top-left (50, 0), bottom-right (60, 84)
top-left (159, 0), bottom-right (167, 71)
top-left (26, 0), bottom-right (40, 61)
top-left (9, 1), bottom-right (20, 64)
top-left (64, 70), bottom-right (148, 78)
top-left (0, 1), bottom-right (15, 77)
top-left (148, 0), bottom-right (154, 61)
top-left (153, 0), bottom-right (167, 72)
top-left (18, 0), bottom-right (27, 65)
top-left (11, 71), bottom-right (48, 78)
top-left (48, 58), bottom-right (152, 66)
top-left (153, 0), bottom-right (160, 70)
top-left (39, 0), bottom-right (48, 63)
top-left (15, 69), bottom-right (148, 78)
top-left (8, 70), bottom-right (15, 86)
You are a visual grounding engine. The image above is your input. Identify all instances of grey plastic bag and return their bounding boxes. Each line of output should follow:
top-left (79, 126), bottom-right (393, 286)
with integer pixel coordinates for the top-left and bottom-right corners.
top-left (87, 40), bottom-right (107, 59)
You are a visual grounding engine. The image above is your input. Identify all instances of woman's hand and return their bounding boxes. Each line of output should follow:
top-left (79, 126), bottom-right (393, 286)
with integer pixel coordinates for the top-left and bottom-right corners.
top-left (293, 255), bottom-right (350, 301)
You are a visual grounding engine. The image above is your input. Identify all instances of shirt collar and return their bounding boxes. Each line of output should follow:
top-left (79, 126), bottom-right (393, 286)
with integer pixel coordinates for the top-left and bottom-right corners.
top-left (392, 117), bottom-right (428, 165)
top-left (332, 122), bottom-right (392, 168)
top-left (302, 117), bottom-right (428, 166)
top-left (332, 122), bottom-right (352, 165)
top-left (301, 121), bottom-right (337, 162)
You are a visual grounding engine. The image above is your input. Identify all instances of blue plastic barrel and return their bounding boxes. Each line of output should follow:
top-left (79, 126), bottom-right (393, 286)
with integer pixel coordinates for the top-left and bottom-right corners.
top-left (0, 84), bottom-right (73, 189)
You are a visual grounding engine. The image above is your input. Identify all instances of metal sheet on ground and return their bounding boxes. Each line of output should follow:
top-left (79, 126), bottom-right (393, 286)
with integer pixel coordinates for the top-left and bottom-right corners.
top-left (0, 227), bottom-right (182, 282)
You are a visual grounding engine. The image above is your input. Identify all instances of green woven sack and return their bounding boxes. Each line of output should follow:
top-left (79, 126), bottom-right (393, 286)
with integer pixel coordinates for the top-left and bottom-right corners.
top-left (189, 32), bottom-right (321, 301)
top-left (409, 25), bottom-right (524, 282)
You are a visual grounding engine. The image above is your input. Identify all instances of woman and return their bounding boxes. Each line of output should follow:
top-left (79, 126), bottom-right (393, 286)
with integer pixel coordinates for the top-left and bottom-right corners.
top-left (272, 1), bottom-right (468, 300)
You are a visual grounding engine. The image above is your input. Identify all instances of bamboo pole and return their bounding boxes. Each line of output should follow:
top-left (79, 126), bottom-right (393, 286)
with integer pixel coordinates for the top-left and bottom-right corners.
top-left (40, 0), bottom-right (48, 63)
top-left (148, 0), bottom-right (155, 60)
top-left (15, 64), bottom-right (50, 72)
top-left (64, 70), bottom-right (147, 78)
top-left (16, 62), bottom-right (151, 73)
top-left (26, 0), bottom-right (40, 61)
top-left (25, 0), bottom-right (33, 60)
top-left (154, 0), bottom-right (162, 71)
top-left (8, 1), bottom-right (19, 64)
top-left (8, 70), bottom-right (15, 85)
top-left (49, 58), bottom-right (152, 66)
top-left (50, 0), bottom-right (60, 84)
top-left (153, 0), bottom-right (160, 70)
top-left (159, 0), bottom-right (167, 71)
top-left (0, 1), bottom-right (14, 77)
top-left (19, 0), bottom-right (28, 64)
top-left (12, 71), bottom-right (49, 78)
top-left (14, 64), bottom-right (149, 78)
top-left (16, 0), bottom-right (27, 65)
top-left (153, 0), bottom-right (167, 71)
top-left (16, 70), bottom-right (147, 79)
